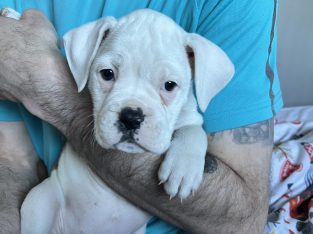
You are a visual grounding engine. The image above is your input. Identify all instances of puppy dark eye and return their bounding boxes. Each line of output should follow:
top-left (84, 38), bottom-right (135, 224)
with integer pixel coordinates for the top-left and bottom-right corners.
top-left (100, 69), bottom-right (115, 81)
top-left (164, 81), bottom-right (177, 91)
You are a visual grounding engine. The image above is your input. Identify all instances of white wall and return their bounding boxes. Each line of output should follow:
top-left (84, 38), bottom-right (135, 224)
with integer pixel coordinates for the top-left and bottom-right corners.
top-left (277, 0), bottom-right (313, 107)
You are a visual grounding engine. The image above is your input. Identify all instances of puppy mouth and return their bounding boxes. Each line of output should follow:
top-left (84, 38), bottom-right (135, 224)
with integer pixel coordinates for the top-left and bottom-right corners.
top-left (114, 131), bottom-right (154, 153)
top-left (114, 141), bottom-right (146, 153)
top-left (119, 128), bottom-right (138, 142)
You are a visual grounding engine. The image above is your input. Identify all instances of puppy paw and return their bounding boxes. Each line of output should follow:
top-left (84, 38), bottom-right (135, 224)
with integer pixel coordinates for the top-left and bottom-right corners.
top-left (158, 144), bottom-right (205, 200)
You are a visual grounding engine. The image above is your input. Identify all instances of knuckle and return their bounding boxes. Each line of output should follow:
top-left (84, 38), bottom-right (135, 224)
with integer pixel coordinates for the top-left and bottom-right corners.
top-left (23, 9), bottom-right (44, 18)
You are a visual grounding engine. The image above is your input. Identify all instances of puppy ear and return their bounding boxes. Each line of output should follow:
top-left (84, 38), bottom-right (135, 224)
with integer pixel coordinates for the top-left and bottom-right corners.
top-left (63, 17), bottom-right (117, 92)
top-left (185, 33), bottom-right (235, 112)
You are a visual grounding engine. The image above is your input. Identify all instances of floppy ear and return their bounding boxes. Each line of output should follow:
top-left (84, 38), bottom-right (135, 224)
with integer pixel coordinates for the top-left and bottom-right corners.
top-left (63, 17), bottom-right (117, 92)
top-left (185, 33), bottom-right (235, 112)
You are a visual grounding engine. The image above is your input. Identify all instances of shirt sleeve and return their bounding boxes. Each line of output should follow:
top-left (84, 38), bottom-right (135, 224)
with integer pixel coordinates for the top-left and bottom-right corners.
top-left (195, 0), bottom-right (283, 133)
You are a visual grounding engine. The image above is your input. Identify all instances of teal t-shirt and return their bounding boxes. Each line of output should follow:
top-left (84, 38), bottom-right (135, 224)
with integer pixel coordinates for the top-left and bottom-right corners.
top-left (0, 0), bottom-right (283, 233)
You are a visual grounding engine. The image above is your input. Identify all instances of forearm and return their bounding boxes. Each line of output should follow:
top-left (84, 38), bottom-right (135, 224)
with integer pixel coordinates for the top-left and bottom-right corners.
top-left (93, 151), bottom-right (268, 233)
top-left (0, 122), bottom-right (41, 233)
top-left (0, 159), bottom-right (36, 233)
top-left (0, 9), bottom-right (271, 233)
top-left (16, 59), bottom-right (269, 233)
top-left (1, 43), bottom-right (270, 233)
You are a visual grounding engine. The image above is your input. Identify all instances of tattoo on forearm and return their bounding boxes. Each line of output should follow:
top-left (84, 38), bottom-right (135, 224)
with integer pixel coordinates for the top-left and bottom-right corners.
top-left (204, 153), bottom-right (218, 173)
top-left (233, 120), bottom-right (272, 144)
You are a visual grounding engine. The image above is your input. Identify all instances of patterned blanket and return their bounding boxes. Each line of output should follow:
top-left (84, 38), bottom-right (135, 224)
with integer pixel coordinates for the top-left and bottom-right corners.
top-left (266, 106), bottom-right (313, 234)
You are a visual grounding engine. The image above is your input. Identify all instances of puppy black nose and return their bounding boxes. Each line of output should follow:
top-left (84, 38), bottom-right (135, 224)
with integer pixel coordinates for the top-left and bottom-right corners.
top-left (119, 107), bottom-right (145, 130)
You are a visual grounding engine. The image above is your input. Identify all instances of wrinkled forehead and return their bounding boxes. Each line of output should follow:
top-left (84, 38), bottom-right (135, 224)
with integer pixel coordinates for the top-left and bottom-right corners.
top-left (116, 10), bottom-right (187, 42)
top-left (98, 12), bottom-right (189, 65)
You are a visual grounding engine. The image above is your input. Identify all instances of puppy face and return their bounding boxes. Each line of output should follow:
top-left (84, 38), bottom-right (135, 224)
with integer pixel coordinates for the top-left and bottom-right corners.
top-left (63, 9), bottom-right (235, 155)
top-left (89, 19), bottom-right (191, 154)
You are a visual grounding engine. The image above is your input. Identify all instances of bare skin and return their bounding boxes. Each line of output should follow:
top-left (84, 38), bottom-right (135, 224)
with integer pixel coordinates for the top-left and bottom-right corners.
top-left (0, 122), bottom-right (40, 233)
top-left (0, 10), bottom-right (272, 233)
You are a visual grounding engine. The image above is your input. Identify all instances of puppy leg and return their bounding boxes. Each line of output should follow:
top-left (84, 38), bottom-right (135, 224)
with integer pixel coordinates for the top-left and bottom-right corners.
top-left (21, 174), bottom-right (62, 234)
top-left (158, 125), bottom-right (207, 200)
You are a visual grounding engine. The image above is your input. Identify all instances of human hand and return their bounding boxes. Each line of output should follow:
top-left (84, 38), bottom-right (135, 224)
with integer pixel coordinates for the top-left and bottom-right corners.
top-left (0, 9), bottom-right (62, 111)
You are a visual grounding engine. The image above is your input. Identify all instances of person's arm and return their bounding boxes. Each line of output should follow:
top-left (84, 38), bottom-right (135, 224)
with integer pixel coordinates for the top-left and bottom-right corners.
top-left (94, 121), bottom-right (273, 233)
top-left (0, 122), bottom-right (43, 233)
top-left (0, 10), bottom-right (271, 233)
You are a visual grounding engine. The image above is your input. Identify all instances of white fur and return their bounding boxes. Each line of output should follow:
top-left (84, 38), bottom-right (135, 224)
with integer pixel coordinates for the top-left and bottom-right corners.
top-left (21, 145), bottom-right (150, 234)
top-left (0, 7), bottom-right (235, 233)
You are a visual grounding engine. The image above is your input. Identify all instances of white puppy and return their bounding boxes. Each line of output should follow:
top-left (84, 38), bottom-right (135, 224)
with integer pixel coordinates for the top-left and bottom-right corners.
top-left (0, 8), bottom-right (234, 234)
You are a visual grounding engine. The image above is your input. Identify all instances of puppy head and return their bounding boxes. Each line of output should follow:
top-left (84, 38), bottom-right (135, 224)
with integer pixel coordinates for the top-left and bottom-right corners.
top-left (63, 9), bottom-right (234, 155)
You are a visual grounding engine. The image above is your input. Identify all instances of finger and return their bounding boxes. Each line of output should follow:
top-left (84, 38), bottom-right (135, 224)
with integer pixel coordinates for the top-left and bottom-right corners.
top-left (20, 9), bottom-right (58, 43)
top-left (21, 9), bottom-right (47, 22)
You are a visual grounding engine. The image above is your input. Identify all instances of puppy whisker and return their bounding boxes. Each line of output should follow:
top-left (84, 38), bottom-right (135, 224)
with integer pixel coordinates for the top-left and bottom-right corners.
top-left (91, 128), bottom-right (97, 149)
top-left (86, 119), bottom-right (95, 129)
